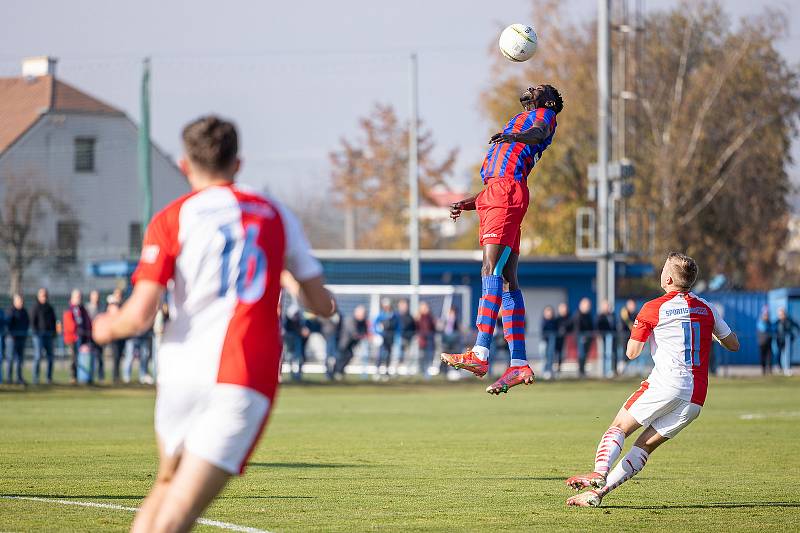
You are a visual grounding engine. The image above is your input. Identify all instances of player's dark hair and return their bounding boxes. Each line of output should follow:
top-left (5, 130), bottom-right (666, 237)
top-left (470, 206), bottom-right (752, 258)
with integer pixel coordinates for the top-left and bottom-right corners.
top-left (666, 252), bottom-right (698, 289)
top-left (182, 115), bottom-right (239, 173)
top-left (541, 84), bottom-right (564, 114)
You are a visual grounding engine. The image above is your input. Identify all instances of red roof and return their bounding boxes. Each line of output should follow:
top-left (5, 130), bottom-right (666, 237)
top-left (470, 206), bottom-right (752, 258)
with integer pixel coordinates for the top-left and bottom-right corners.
top-left (426, 188), bottom-right (467, 207)
top-left (0, 75), bottom-right (121, 153)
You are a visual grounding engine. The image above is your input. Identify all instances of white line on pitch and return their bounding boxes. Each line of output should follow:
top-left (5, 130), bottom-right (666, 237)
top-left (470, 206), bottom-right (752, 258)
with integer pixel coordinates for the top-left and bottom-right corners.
top-left (0, 495), bottom-right (272, 533)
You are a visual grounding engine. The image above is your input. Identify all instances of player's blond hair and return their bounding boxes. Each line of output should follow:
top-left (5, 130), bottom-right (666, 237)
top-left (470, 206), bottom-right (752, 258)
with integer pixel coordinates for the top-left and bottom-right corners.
top-left (666, 252), bottom-right (698, 290)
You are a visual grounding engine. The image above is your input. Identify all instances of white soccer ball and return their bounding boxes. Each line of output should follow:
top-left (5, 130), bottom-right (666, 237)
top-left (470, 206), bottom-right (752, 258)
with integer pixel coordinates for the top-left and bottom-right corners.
top-left (498, 24), bottom-right (538, 62)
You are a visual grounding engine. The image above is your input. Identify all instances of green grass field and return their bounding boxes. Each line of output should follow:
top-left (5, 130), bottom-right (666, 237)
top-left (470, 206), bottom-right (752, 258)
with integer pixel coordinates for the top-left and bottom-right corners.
top-left (1, 377), bottom-right (799, 532)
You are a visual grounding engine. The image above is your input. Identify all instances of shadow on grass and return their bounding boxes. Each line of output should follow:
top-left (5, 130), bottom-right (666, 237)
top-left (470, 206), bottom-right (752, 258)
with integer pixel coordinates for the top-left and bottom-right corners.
top-left (247, 462), bottom-right (370, 469)
top-left (222, 495), bottom-right (317, 499)
top-left (2, 494), bottom-right (142, 500)
top-left (606, 501), bottom-right (800, 510)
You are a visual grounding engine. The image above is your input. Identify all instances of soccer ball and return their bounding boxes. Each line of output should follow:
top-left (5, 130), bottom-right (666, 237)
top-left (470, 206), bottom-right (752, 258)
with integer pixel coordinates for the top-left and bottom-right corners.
top-left (498, 24), bottom-right (538, 62)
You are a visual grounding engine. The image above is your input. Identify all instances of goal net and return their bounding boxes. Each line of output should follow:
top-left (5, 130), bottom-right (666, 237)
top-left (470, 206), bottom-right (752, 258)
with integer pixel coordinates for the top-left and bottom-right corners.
top-left (281, 284), bottom-right (472, 377)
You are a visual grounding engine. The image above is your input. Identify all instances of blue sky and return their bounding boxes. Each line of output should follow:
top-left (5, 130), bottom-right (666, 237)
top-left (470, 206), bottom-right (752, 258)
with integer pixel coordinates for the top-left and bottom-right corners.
top-left (2, 0), bottom-right (797, 199)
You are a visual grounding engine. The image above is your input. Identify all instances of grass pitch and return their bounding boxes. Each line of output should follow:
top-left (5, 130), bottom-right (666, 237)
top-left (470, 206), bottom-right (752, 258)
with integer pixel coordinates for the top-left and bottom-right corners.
top-left (1, 376), bottom-right (799, 532)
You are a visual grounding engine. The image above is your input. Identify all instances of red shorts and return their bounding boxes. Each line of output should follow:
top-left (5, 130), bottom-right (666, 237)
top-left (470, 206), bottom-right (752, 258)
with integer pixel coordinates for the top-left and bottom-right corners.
top-left (476, 178), bottom-right (529, 254)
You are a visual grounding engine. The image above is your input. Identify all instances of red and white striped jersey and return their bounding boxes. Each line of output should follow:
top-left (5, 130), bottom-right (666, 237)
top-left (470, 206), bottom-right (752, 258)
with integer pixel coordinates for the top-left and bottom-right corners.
top-left (132, 184), bottom-right (322, 399)
top-left (630, 291), bottom-right (731, 406)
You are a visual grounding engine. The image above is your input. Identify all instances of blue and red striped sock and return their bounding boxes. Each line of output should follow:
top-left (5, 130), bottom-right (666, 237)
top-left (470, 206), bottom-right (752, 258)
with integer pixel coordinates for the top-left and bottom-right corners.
top-left (474, 275), bottom-right (504, 356)
top-left (502, 289), bottom-right (527, 367)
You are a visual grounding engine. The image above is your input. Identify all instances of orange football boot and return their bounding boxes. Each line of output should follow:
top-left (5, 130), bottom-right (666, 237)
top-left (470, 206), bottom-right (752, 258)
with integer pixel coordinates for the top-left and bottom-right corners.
top-left (566, 472), bottom-right (607, 490)
top-left (440, 350), bottom-right (489, 378)
top-left (486, 365), bottom-right (535, 395)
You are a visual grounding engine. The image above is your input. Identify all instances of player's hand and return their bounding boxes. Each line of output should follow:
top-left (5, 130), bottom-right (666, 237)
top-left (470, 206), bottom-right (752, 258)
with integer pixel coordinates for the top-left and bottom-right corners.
top-left (490, 132), bottom-right (516, 144)
top-left (92, 313), bottom-right (114, 345)
top-left (450, 202), bottom-right (464, 221)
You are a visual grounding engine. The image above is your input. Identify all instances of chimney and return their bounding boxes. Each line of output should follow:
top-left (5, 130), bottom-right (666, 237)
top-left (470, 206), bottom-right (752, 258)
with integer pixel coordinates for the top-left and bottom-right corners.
top-left (22, 56), bottom-right (57, 78)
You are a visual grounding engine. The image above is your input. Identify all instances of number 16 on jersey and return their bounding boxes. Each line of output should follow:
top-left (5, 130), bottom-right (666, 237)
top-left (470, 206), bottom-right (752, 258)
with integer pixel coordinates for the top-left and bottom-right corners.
top-left (218, 223), bottom-right (268, 303)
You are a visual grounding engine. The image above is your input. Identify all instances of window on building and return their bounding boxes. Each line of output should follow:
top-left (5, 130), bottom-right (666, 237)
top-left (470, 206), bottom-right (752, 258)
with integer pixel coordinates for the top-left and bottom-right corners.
top-left (129, 222), bottom-right (143, 258)
top-left (74, 137), bottom-right (96, 172)
top-left (56, 221), bottom-right (80, 264)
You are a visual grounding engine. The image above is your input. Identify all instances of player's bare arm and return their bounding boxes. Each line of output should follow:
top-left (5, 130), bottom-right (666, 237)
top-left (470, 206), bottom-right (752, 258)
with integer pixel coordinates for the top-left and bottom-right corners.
top-left (489, 120), bottom-right (552, 146)
top-left (625, 338), bottom-right (646, 360)
top-left (92, 281), bottom-right (164, 345)
top-left (449, 194), bottom-right (479, 221)
top-left (281, 271), bottom-right (336, 318)
top-left (715, 331), bottom-right (740, 351)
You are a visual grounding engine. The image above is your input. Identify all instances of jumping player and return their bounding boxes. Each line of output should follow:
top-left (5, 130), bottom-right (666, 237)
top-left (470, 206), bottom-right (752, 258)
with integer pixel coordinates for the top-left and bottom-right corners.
top-left (92, 116), bottom-right (335, 532)
top-left (565, 253), bottom-right (739, 507)
top-left (441, 84), bottom-right (563, 394)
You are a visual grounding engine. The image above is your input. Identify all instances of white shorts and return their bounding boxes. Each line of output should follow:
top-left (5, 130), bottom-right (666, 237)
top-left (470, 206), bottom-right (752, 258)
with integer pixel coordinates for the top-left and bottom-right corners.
top-left (623, 381), bottom-right (701, 439)
top-left (155, 383), bottom-right (271, 475)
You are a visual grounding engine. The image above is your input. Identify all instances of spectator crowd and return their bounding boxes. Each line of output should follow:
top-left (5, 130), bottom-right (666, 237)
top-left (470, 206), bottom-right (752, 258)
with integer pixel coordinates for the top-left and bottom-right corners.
top-left (4, 289), bottom-right (777, 385)
top-left (282, 297), bottom-right (659, 382)
top-left (0, 287), bottom-right (166, 385)
top-left (756, 306), bottom-right (798, 376)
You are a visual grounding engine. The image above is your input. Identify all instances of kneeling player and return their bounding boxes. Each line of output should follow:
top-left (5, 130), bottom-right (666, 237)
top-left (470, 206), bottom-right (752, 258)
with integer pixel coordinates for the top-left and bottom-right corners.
top-left (565, 253), bottom-right (739, 507)
top-left (93, 116), bottom-right (335, 532)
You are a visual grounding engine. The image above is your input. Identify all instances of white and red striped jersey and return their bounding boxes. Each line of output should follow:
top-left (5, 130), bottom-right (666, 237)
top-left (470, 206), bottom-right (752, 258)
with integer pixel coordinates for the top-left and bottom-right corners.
top-left (132, 184), bottom-right (322, 399)
top-left (630, 291), bottom-right (731, 406)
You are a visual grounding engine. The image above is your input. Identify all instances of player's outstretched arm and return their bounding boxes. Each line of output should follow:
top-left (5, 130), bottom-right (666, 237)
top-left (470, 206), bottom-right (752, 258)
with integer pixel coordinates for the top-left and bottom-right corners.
top-left (92, 280), bottom-right (164, 345)
top-left (489, 120), bottom-right (551, 147)
top-left (281, 271), bottom-right (336, 318)
top-left (625, 339), bottom-right (646, 360)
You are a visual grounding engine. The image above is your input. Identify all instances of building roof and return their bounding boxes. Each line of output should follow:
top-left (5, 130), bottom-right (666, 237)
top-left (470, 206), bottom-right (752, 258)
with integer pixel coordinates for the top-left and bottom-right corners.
top-left (0, 75), bottom-right (122, 153)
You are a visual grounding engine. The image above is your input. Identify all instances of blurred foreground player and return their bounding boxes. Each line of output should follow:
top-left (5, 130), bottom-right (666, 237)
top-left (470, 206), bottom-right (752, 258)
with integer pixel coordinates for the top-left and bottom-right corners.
top-left (93, 116), bottom-right (335, 532)
top-left (565, 253), bottom-right (739, 507)
top-left (441, 84), bottom-right (563, 394)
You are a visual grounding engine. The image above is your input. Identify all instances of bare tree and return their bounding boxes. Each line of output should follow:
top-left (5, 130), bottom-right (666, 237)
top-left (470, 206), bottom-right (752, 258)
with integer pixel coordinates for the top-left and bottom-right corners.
top-left (0, 172), bottom-right (69, 296)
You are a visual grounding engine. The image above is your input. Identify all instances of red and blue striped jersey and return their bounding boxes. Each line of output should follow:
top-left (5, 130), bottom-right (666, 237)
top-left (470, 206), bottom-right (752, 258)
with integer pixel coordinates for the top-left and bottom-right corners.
top-left (480, 107), bottom-right (557, 183)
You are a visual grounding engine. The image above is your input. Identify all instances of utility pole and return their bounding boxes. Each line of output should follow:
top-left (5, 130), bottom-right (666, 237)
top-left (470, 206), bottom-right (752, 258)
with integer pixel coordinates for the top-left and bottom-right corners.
top-left (138, 57), bottom-right (153, 232)
top-left (597, 0), bottom-right (613, 307)
top-left (408, 52), bottom-right (421, 314)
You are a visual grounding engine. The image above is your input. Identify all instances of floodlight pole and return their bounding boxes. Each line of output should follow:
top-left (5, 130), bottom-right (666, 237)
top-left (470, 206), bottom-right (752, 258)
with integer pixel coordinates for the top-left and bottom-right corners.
top-left (138, 57), bottom-right (153, 232)
top-left (409, 52), bottom-right (421, 314)
top-left (597, 0), bottom-right (615, 308)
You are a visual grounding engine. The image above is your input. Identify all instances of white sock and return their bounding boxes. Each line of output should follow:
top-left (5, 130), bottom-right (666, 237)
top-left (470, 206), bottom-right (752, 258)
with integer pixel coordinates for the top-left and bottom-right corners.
top-left (600, 446), bottom-right (649, 496)
top-left (471, 345), bottom-right (489, 361)
top-left (510, 358), bottom-right (528, 367)
top-left (594, 426), bottom-right (625, 476)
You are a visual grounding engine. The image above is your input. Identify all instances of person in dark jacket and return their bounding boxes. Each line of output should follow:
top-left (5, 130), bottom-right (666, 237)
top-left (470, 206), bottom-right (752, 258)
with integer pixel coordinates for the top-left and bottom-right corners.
top-left (597, 300), bottom-right (616, 377)
top-left (332, 305), bottom-right (369, 380)
top-left (395, 299), bottom-right (417, 366)
top-left (31, 288), bottom-right (57, 384)
top-left (540, 305), bottom-right (558, 379)
top-left (775, 307), bottom-right (799, 376)
top-left (283, 307), bottom-right (309, 382)
top-left (554, 302), bottom-right (570, 377)
top-left (374, 299), bottom-right (398, 378)
top-left (321, 310), bottom-right (342, 378)
top-left (617, 299), bottom-right (638, 370)
top-left (106, 290), bottom-right (127, 383)
top-left (439, 307), bottom-right (461, 377)
top-left (756, 308), bottom-right (774, 375)
top-left (63, 289), bottom-right (92, 384)
top-left (416, 301), bottom-right (437, 378)
top-left (7, 294), bottom-right (30, 385)
top-left (572, 297), bottom-right (595, 378)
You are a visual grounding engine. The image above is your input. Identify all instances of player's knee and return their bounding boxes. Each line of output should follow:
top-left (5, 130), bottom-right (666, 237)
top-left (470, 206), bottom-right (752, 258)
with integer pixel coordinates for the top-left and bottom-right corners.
top-left (155, 468), bottom-right (176, 485)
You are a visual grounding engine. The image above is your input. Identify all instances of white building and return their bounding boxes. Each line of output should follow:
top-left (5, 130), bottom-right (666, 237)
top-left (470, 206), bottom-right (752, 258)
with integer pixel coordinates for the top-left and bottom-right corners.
top-left (0, 57), bottom-right (187, 294)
